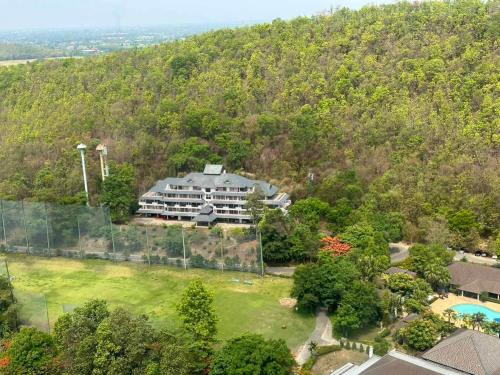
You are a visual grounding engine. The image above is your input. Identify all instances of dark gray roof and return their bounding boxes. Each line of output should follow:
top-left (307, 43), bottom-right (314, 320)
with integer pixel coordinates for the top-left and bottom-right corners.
top-left (199, 205), bottom-right (213, 215)
top-left (203, 164), bottom-right (223, 175)
top-left (448, 262), bottom-right (500, 295)
top-left (358, 351), bottom-right (463, 375)
top-left (194, 213), bottom-right (216, 223)
top-left (422, 329), bottom-right (500, 375)
top-left (393, 313), bottom-right (420, 331)
top-left (385, 267), bottom-right (417, 277)
top-left (149, 168), bottom-right (279, 197)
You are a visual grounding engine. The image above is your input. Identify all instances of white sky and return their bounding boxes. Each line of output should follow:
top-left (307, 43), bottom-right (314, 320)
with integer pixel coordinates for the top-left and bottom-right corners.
top-left (0, 0), bottom-right (392, 31)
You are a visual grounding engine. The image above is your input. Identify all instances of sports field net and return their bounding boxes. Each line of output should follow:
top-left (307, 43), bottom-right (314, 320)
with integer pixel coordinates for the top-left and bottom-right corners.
top-left (0, 200), bottom-right (263, 274)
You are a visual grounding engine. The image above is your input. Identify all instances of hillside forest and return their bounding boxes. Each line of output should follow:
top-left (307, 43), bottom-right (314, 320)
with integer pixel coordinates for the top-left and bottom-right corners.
top-left (0, 0), bottom-right (498, 251)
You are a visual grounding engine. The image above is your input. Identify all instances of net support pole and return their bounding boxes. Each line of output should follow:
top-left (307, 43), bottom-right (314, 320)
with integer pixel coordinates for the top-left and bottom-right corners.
top-left (77, 217), bottom-right (83, 259)
top-left (108, 213), bottom-right (116, 262)
top-left (182, 227), bottom-right (187, 270)
top-left (145, 226), bottom-right (151, 269)
top-left (21, 201), bottom-right (30, 255)
top-left (0, 200), bottom-right (7, 247)
top-left (44, 294), bottom-right (50, 334)
top-left (4, 259), bottom-right (14, 304)
top-left (220, 231), bottom-right (224, 272)
top-left (259, 229), bottom-right (264, 277)
top-left (44, 203), bottom-right (51, 257)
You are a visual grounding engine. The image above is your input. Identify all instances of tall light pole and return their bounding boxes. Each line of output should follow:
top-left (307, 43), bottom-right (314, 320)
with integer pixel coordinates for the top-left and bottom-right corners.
top-left (96, 144), bottom-right (109, 182)
top-left (77, 143), bottom-right (89, 206)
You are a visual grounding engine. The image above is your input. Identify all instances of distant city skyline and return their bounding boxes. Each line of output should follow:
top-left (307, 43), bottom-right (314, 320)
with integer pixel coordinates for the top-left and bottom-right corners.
top-left (0, 0), bottom-right (392, 32)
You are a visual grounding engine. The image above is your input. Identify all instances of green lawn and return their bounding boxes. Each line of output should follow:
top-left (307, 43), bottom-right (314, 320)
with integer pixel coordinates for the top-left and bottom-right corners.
top-left (3, 254), bottom-right (313, 349)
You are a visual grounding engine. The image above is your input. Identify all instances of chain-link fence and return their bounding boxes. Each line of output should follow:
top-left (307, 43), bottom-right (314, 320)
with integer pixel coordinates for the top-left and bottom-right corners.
top-left (0, 200), bottom-right (264, 274)
top-left (0, 259), bottom-right (50, 333)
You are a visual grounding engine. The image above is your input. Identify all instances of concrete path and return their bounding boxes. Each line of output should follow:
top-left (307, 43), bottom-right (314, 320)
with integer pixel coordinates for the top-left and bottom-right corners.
top-left (295, 309), bottom-right (338, 365)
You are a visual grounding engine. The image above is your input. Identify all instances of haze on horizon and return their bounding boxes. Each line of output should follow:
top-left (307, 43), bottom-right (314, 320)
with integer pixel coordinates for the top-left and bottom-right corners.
top-left (0, 0), bottom-right (392, 32)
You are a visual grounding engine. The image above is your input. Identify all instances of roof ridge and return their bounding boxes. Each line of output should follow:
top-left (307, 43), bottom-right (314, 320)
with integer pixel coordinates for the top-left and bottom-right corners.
top-left (470, 332), bottom-right (490, 373)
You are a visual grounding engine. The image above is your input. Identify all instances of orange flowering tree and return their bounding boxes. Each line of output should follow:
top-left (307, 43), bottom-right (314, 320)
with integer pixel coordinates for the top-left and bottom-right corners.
top-left (320, 236), bottom-right (352, 256)
top-left (0, 356), bottom-right (10, 368)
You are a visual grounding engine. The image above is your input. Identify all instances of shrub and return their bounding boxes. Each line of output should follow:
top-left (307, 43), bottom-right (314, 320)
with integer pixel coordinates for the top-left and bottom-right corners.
top-left (379, 328), bottom-right (391, 337)
top-left (317, 345), bottom-right (341, 356)
top-left (373, 337), bottom-right (390, 356)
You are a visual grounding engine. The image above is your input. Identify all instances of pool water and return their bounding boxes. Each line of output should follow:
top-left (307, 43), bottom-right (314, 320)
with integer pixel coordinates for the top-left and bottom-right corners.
top-left (452, 304), bottom-right (500, 322)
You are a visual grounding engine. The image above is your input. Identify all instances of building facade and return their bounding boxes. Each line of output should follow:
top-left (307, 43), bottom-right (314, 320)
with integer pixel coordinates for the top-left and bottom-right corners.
top-left (138, 164), bottom-right (290, 225)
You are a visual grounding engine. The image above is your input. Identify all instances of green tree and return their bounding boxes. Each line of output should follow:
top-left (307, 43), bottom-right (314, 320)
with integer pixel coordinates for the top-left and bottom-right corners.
top-left (442, 308), bottom-right (457, 324)
top-left (7, 327), bottom-right (58, 375)
top-left (386, 273), bottom-right (433, 313)
top-left (92, 308), bottom-right (155, 375)
top-left (244, 185), bottom-right (265, 225)
top-left (53, 299), bottom-right (110, 375)
top-left (334, 304), bottom-right (361, 337)
top-left (176, 280), bottom-right (217, 369)
top-left (400, 319), bottom-right (438, 351)
top-left (101, 163), bottom-right (138, 223)
top-left (211, 334), bottom-right (295, 375)
top-left (470, 312), bottom-right (487, 331)
top-left (341, 281), bottom-right (381, 327)
top-left (408, 244), bottom-right (454, 276)
top-left (153, 331), bottom-right (200, 375)
top-left (259, 208), bottom-right (292, 264)
top-left (423, 263), bottom-right (451, 293)
top-left (292, 253), bottom-right (360, 311)
top-left (381, 291), bottom-right (403, 324)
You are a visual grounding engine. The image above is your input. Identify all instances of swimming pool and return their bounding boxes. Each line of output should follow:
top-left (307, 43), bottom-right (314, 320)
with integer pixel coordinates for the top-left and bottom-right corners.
top-left (452, 304), bottom-right (500, 322)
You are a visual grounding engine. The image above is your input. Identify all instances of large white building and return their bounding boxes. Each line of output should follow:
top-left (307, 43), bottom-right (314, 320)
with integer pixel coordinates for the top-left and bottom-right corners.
top-left (138, 164), bottom-right (290, 226)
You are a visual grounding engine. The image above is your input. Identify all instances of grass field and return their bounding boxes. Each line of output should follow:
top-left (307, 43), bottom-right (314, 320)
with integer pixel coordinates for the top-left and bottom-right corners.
top-left (3, 254), bottom-right (314, 350)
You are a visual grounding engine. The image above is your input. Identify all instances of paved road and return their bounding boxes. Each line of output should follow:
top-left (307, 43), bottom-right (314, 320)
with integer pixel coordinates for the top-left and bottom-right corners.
top-left (266, 266), bottom-right (296, 277)
top-left (389, 242), bottom-right (411, 264)
top-left (295, 309), bottom-right (337, 365)
top-left (453, 252), bottom-right (498, 266)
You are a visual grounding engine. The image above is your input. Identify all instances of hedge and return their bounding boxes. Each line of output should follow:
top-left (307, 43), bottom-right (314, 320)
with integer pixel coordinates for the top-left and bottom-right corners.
top-left (317, 345), bottom-right (342, 356)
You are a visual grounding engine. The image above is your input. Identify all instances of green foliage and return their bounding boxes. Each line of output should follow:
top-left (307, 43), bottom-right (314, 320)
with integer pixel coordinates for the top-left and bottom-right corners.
top-left (244, 185), bottom-right (265, 225)
top-left (100, 163), bottom-right (138, 223)
top-left (211, 334), bottom-right (295, 375)
top-left (6, 327), bottom-right (57, 375)
top-left (316, 344), bottom-right (341, 356)
top-left (386, 273), bottom-right (433, 313)
top-left (152, 331), bottom-right (199, 375)
top-left (407, 243), bottom-right (454, 276)
top-left (334, 304), bottom-right (361, 337)
top-left (316, 170), bottom-right (363, 208)
top-left (372, 336), bottom-right (390, 356)
top-left (53, 299), bottom-right (110, 374)
top-left (176, 279), bottom-right (217, 367)
top-left (340, 281), bottom-right (381, 328)
top-left (259, 201), bottom-right (325, 264)
top-left (92, 308), bottom-right (155, 375)
top-left (292, 253), bottom-right (360, 311)
top-left (399, 319), bottom-right (438, 351)
top-left (0, 275), bottom-right (16, 337)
